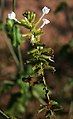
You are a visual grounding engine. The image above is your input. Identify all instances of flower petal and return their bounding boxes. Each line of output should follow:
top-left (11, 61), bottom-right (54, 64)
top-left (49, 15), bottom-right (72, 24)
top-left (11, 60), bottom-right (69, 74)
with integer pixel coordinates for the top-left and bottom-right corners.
top-left (42, 6), bottom-right (50, 15)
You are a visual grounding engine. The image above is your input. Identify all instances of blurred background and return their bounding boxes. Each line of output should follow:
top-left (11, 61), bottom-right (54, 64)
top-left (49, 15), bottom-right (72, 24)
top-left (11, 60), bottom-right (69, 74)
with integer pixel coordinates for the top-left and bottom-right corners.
top-left (0, 0), bottom-right (73, 119)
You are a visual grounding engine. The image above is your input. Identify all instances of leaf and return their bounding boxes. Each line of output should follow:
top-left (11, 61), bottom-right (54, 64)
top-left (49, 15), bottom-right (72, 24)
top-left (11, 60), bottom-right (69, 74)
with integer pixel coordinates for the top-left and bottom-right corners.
top-left (20, 19), bottom-right (32, 29)
top-left (6, 18), bottom-right (14, 27)
top-left (24, 64), bottom-right (33, 78)
top-left (40, 55), bottom-right (54, 62)
top-left (11, 27), bottom-right (24, 47)
top-left (34, 29), bottom-right (43, 36)
top-left (45, 65), bottom-right (55, 72)
top-left (50, 100), bottom-right (58, 105)
top-left (12, 27), bottom-right (17, 47)
top-left (16, 28), bottom-right (24, 44)
top-left (27, 49), bottom-right (38, 54)
top-left (40, 48), bottom-right (54, 55)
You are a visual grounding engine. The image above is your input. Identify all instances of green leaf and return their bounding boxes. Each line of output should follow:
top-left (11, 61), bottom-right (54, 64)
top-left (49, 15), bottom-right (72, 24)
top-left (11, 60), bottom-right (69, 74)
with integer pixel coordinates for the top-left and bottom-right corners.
top-left (27, 49), bottom-right (38, 54)
top-left (13, 27), bottom-right (17, 47)
top-left (50, 100), bottom-right (58, 105)
top-left (11, 27), bottom-right (24, 47)
top-left (24, 64), bottom-right (33, 78)
top-left (6, 18), bottom-right (14, 27)
top-left (20, 19), bottom-right (32, 29)
top-left (45, 65), bottom-right (55, 71)
top-left (40, 48), bottom-right (54, 54)
top-left (34, 29), bottom-right (43, 36)
top-left (16, 28), bottom-right (24, 44)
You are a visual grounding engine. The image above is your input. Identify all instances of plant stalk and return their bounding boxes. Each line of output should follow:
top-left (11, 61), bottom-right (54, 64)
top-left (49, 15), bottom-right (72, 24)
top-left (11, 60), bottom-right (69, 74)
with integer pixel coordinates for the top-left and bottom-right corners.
top-left (41, 62), bottom-right (50, 104)
top-left (2, 31), bottom-right (20, 67)
top-left (12, 0), bottom-right (16, 12)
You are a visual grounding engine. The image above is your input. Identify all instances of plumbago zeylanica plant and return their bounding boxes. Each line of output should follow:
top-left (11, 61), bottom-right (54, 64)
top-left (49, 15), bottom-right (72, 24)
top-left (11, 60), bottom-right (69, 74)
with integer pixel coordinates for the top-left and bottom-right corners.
top-left (1, 6), bottom-right (62, 119)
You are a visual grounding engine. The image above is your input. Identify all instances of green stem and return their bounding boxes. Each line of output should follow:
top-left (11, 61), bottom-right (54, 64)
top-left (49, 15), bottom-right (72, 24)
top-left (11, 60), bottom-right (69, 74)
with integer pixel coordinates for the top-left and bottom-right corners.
top-left (12, 0), bottom-right (16, 12)
top-left (18, 45), bottom-right (24, 73)
top-left (41, 62), bottom-right (50, 103)
top-left (2, 31), bottom-right (20, 67)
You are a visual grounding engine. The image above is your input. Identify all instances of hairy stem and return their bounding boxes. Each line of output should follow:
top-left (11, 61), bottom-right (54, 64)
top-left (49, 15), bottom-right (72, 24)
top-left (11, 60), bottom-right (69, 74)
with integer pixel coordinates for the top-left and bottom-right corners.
top-left (41, 62), bottom-right (50, 103)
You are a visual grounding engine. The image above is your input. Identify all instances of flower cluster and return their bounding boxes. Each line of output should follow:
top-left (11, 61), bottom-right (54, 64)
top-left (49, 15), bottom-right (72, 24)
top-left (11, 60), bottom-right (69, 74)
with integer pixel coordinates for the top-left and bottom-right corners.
top-left (8, 6), bottom-right (50, 29)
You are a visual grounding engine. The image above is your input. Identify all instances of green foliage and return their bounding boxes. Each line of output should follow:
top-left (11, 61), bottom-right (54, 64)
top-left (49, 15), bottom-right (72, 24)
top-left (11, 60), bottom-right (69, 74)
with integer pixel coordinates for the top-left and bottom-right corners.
top-left (5, 19), bottom-right (24, 47)
top-left (27, 45), bottom-right (55, 77)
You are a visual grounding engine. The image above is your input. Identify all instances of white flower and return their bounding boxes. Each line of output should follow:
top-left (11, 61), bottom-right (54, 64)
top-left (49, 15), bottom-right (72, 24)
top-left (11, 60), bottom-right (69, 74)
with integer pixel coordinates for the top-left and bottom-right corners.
top-left (40, 18), bottom-right (50, 28)
top-left (40, 6), bottom-right (50, 20)
top-left (8, 11), bottom-right (20, 23)
top-left (42, 6), bottom-right (50, 15)
top-left (8, 11), bottom-right (16, 20)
